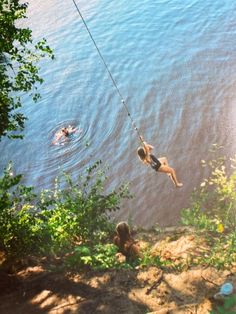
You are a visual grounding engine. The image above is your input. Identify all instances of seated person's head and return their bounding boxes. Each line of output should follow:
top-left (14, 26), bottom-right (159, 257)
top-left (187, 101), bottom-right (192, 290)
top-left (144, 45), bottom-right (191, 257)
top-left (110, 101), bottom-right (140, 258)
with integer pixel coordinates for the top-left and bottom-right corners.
top-left (116, 222), bottom-right (131, 241)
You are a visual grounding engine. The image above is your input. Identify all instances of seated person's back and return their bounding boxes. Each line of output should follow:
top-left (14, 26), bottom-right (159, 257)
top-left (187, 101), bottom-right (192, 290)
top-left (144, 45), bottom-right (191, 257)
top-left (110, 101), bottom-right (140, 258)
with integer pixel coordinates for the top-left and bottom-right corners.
top-left (113, 222), bottom-right (140, 260)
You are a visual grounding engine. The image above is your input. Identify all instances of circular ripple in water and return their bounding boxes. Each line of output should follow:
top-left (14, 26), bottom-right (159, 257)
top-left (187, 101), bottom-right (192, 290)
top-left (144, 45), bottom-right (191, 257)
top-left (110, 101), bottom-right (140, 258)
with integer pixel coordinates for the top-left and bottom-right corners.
top-left (25, 119), bottom-right (89, 189)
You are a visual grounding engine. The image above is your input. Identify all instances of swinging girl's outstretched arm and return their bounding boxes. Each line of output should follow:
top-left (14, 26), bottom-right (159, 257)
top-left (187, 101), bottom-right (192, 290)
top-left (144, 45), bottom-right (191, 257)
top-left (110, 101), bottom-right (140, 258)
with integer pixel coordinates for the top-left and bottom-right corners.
top-left (140, 136), bottom-right (154, 154)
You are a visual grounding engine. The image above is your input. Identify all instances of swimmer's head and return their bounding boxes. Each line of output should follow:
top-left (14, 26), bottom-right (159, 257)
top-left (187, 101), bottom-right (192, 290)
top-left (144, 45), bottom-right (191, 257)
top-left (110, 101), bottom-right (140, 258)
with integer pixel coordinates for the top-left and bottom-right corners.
top-left (62, 127), bottom-right (69, 136)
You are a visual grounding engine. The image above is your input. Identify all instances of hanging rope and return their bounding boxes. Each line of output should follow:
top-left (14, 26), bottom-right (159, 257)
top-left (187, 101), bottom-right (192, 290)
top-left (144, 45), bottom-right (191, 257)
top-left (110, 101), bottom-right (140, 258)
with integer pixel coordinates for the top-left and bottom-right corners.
top-left (71, 0), bottom-right (144, 144)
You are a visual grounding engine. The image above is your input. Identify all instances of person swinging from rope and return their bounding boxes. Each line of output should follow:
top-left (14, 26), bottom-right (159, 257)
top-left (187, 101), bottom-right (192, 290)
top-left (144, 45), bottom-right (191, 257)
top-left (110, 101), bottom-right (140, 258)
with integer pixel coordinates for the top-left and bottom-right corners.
top-left (137, 136), bottom-right (183, 188)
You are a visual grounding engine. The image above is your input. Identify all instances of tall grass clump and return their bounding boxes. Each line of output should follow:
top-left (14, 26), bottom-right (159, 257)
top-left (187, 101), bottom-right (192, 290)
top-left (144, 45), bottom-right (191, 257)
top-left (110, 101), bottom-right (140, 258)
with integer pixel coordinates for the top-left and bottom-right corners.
top-left (181, 149), bottom-right (236, 268)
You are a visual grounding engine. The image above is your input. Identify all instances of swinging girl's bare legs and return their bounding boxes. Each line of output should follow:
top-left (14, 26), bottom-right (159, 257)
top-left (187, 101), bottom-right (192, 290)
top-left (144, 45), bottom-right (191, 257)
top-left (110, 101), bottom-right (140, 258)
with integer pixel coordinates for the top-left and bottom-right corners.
top-left (158, 158), bottom-right (183, 188)
top-left (158, 157), bottom-right (169, 166)
top-left (158, 157), bottom-right (175, 184)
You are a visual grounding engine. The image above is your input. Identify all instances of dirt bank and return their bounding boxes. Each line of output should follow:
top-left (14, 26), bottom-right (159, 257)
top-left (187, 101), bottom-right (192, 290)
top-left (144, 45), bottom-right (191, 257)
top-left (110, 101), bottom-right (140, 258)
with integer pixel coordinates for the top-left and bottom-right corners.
top-left (0, 228), bottom-right (235, 314)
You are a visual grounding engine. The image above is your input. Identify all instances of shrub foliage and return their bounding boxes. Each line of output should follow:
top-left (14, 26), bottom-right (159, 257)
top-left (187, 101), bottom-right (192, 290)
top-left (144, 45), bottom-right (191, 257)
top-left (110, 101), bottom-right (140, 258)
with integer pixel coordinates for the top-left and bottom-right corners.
top-left (0, 161), bottom-right (131, 267)
top-left (0, 0), bottom-right (53, 139)
top-left (181, 152), bottom-right (236, 268)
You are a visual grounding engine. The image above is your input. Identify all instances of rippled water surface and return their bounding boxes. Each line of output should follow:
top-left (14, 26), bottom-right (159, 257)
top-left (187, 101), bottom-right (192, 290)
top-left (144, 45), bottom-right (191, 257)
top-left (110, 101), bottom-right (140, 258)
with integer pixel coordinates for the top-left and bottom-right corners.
top-left (1, 0), bottom-right (236, 227)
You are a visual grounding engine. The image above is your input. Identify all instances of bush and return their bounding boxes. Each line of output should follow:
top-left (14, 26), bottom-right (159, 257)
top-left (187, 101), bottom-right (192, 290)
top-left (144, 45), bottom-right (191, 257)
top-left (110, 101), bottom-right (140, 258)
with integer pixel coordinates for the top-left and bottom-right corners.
top-left (210, 294), bottom-right (236, 314)
top-left (38, 161), bottom-right (131, 249)
top-left (0, 162), bottom-right (40, 256)
top-left (64, 244), bottom-right (131, 270)
top-left (182, 153), bottom-right (236, 232)
top-left (181, 152), bottom-right (236, 268)
top-left (0, 161), bottom-right (131, 261)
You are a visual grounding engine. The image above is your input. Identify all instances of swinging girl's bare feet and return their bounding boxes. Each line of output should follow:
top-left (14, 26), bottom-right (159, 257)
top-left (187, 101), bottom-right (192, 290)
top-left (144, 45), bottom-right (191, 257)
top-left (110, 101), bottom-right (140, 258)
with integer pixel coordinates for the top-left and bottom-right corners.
top-left (176, 183), bottom-right (183, 188)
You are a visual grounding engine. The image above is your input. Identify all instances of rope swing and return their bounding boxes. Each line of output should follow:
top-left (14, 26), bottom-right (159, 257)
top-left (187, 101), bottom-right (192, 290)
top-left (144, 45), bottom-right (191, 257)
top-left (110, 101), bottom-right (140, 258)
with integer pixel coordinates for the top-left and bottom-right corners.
top-left (71, 0), bottom-right (184, 188)
top-left (71, 0), bottom-right (144, 144)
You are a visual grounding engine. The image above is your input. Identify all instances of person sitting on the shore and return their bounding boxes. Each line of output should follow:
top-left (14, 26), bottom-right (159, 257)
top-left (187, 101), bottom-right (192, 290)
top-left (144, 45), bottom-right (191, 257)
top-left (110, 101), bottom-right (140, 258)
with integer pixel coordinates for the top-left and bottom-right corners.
top-left (113, 222), bottom-right (141, 262)
top-left (52, 125), bottom-right (77, 144)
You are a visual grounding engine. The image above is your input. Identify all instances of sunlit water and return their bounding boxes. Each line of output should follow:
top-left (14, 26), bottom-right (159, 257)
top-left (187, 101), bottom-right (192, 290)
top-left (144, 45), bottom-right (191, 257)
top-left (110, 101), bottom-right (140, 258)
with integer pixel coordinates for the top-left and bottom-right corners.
top-left (1, 0), bottom-right (236, 227)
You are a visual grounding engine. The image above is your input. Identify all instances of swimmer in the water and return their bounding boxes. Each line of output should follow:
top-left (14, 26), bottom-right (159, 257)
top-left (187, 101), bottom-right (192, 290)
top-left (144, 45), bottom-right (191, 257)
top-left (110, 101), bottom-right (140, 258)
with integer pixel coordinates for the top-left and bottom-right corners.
top-left (52, 125), bottom-right (77, 144)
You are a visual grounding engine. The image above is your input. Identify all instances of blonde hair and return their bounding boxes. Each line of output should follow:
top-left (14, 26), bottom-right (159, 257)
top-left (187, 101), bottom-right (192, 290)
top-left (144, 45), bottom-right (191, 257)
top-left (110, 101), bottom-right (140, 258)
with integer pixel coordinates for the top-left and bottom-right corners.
top-left (114, 222), bottom-right (140, 259)
top-left (116, 222), bottom-right (131, 243)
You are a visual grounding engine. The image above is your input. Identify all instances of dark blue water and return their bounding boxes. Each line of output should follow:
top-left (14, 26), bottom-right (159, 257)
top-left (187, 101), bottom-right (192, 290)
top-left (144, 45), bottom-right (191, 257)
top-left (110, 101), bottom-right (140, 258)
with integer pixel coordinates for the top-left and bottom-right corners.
top-left (1, 0), bottom-right (236, 227)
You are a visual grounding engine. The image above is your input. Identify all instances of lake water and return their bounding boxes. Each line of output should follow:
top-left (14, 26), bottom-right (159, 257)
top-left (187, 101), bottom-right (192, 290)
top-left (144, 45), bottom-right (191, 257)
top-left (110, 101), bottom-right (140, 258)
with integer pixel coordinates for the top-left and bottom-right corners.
top-left (1, 0), bottom-right (236, 227)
